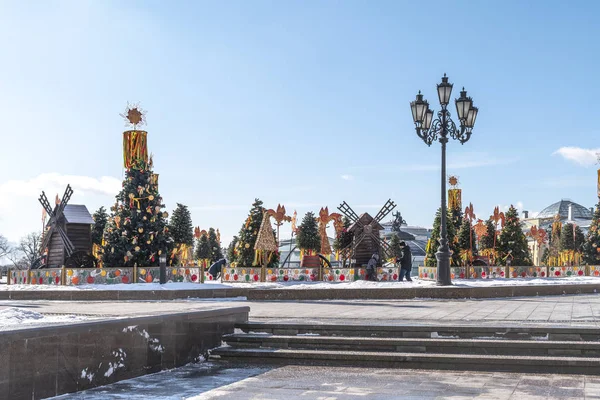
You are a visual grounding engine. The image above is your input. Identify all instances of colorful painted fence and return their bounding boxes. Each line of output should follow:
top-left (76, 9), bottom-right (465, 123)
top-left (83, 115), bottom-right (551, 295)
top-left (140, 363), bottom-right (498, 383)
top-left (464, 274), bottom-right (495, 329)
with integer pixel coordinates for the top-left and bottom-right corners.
top-left (65, 267), bottom-right (133, 285)
top-left (137, 267), bottom-right (160, 283)
top-left (10, 269), bottom-right (29, 285)
top-left (419, 266), bottom-right (437, 281)
top-left (377, 267), bottom-right (399, 281)
top-left (548, 265), bottom-right (586, 278)
top-left (323, 268), bottom-right (356, 282)
top-left (166, 267), bottom-right (201, 283)
top-left (29, 269), bottom-right (63, 285)
top-left (222, 267), bottom-right (262, 283)
top-left (509, 266), bottom-right (547, 278)
top-left (265, 267), bottom-right (319, 282)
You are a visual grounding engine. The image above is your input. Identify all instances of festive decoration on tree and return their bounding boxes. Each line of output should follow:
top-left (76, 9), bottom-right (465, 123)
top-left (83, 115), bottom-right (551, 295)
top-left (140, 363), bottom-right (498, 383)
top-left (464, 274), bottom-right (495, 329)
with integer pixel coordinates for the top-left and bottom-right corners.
top-left (583, 201), bottom-right (600, 265)
top-left (296, 212), bottom-right (321, 255)
top-left (557, 223), bottom-right (585, 266)
top-left (253, 213), bottom-right (279, 266)
top-left (544, 214), bottom-right (563, 266)
top-left (120, 104), bottom-right (148, 169)
top-left (478, 218), bottom-right (497, 264)
top-left (208, 227), bottom-right (224, 263)
top-left (389, 233), bottom-right (404, 264)
top-left (497, 205), bottom-right (532, 266)
top-left (169, 203), bottom-right (194, 265)
top-left (448, 176), bottom-right (464, 238)
top-left (425, 208), bottom-right (457, 267)
top-left (102, 107), bottom-right (173, 268)
top-left (236, 199), bottom-right (266, 268)
top-left (457, 218), bottom-right (477, 266)
top-left (473, 219), bottom-right (487, 248)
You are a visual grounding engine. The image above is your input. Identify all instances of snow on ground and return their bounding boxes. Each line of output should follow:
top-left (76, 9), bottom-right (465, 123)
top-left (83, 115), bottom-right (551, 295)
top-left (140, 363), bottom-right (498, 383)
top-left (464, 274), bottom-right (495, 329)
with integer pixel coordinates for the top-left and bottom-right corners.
top-left (1, 276), bottom-right (600, 291)
top-left (0, 307), bottom-right (92, 330)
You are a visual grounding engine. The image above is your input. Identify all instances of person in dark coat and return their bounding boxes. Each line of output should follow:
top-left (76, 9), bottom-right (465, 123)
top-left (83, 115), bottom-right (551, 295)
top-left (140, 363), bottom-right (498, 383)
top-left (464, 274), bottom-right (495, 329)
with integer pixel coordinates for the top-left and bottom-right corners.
top-left (208, 258), bottom-right (227, 280)
top-left (398, 242), bottom-right (413, 282)
top-left (366, 253), bottom-right (379, 281)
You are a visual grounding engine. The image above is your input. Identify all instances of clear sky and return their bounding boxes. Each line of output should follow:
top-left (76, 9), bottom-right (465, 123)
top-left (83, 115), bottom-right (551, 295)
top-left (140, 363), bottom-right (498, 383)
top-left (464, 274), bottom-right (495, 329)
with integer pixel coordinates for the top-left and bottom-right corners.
top-left (1, 0), bottom-right (599, 246)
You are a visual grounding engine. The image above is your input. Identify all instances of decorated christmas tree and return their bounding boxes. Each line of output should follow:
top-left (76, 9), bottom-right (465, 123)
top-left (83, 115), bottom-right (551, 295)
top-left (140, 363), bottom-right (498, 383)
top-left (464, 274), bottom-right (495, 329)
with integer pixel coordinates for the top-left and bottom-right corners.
top-left (583, 201), bottom-right (600, 265)
top-left (296, 212), bottom-right (321, 254)
top-left (457, 218), bottom-right (477, 265)
top-left (253, 213), bottom-right (279, 267)
top-left (426, 208), bottom-right (457, 267)
top-left (102, 106), bottom-right (173, 268)
top-left (479, 218), bottom-right (496, 251)
top-left (559, 223), bottom-right (585, 252)
top-left (497, 205), bottom-right (532, 266)
top-left (389, 233), bottom-right (404, 264)
top-left (236, 199), bottom-right (266, 268)
top-left (208, 227), bottom-right (224, 262)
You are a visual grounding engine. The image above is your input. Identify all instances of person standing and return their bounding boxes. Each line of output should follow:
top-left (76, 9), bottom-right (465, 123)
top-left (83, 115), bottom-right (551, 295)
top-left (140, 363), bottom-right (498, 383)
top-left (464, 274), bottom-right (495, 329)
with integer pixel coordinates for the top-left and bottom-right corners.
top-left (399, 242), bottom-right (413, 282)
top-left (366, 253), bottom-right (379, 281)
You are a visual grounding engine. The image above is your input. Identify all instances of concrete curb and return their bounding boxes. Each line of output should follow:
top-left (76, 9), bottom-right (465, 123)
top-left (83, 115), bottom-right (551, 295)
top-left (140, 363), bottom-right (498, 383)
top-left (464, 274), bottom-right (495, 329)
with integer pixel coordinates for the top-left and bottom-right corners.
top-left (1, 283), bottom-right (599, 301)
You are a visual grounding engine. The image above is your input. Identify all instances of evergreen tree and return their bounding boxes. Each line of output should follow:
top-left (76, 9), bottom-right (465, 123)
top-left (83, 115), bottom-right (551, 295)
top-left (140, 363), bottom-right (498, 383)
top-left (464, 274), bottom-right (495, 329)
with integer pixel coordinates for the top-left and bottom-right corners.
top-left (195, 234), bottom-right (210, 261)
top-left (559, 223), bottom-right (585, 252)
top-left (236, 199), bottom-right (265, 268)
top-left (389, 233), bottom-right (404, 263)
top-left (227, 236), bottom-right (239, 263)
top-left (497, 205), bottom-right (532, 266)
top-left (103, 163), bottom-right (173, 267)
top-left (296, 212), bottom-right (321, 253)
top-left (426, 208), bottom-right (457, 267)
top-left (583, 202), bottom-right (600, 265)
top-left (479, 218), bottom-right (496, 250)
top-left (457, 218), bottom-right (477, 264)
top-left (169, 203), bottom-right (194, 247)
top-left (91, 206), bottom-right (108, 247)
top-left (208, 227), bottom-right (224, 262)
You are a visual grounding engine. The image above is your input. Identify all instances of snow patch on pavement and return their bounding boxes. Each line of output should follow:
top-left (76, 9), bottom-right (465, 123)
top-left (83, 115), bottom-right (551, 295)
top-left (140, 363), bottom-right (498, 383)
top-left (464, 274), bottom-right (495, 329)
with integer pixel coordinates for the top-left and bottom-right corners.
top-left (0, 307), bottom-right (90, 329)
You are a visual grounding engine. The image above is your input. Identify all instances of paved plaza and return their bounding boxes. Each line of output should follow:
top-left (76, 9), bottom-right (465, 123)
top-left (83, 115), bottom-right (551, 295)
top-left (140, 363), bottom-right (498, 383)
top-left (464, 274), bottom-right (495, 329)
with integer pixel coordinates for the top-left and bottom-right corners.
top-left (2, 293), bottom-right (600, 327)
top-left (53, 363), bottom-right (600, 400)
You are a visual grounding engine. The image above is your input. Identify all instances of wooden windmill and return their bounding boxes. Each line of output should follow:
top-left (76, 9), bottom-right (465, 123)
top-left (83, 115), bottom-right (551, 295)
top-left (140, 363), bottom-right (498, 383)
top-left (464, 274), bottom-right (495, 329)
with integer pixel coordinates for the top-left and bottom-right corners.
top-left (39, 185), bottom-right (95, 268)
top-left (337, 199), bottom-right (396, 267)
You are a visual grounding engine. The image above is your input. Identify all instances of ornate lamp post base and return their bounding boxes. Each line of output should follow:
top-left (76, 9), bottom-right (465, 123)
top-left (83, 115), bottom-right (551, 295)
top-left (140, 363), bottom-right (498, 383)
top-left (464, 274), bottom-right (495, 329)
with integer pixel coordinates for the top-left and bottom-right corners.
top-left (435, 249), bottom-right (452, 286)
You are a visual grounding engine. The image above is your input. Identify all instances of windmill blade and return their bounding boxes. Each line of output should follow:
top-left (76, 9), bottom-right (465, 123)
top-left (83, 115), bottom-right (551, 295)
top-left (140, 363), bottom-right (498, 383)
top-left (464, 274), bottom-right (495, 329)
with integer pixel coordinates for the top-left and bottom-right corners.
top-left (337, 201), bottom-right (359, 224)
top-left (38, 191), bottom-right (54, 215)
top-left (56, 185), bottom-right (74, 217)
top-left (40, 223), bottom-right (55, 253)
top-left (352, 231), bottom-right (368, 249)
top-left (57, 225), bottom-right (75, 257)
top-left (374, 199), bottom-right (397, 223)
top-left (372, 234), bottom-right (392, 259)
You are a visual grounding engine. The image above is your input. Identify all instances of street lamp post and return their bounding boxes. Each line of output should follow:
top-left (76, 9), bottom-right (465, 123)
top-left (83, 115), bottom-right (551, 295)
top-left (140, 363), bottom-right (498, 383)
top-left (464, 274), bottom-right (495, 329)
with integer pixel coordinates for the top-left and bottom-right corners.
top-left (410, 74), bottom-right (478, 286)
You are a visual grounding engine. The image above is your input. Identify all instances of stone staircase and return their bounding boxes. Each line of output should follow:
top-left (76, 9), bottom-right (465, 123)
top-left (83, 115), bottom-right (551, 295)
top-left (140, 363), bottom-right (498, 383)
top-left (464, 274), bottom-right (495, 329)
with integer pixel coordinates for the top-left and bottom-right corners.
top-left (210, 322), bottom-right (600, 374)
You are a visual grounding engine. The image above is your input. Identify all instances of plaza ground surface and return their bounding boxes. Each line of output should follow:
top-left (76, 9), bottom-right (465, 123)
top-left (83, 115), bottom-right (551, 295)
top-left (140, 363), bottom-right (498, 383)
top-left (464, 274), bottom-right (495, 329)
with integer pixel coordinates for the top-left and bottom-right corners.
top-left (7, 293), bottom-right (600, 399)
top-left (3, 293), bottom-right (600, 329)
top-left (51, 363), bottom-right (600, 400)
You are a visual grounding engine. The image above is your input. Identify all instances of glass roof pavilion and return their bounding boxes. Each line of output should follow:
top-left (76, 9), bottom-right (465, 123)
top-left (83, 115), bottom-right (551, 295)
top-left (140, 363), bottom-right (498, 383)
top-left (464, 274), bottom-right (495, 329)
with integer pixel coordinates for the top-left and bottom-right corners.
top-left (536, 199), bottom-right (593, 220)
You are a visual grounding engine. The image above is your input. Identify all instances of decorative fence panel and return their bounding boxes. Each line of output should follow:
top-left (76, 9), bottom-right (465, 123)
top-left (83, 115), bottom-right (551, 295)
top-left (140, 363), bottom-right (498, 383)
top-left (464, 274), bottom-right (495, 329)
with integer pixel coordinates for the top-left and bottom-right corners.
top-left (451, 267), bottom-right (468, 279)
top-left (418, 266), bottom-right (437, 280)
top-left (377, 267), bottom-right (399, 281)
top-left (166, 267), bottom-right (201, 283)
top-left (473, 266), bottom-right (506, 279)
top-left (548, 265), bottom-right (586, 277)
top-left (322, 268), bottom-right (355, 282)
top-left (29, 269), bottom-right (62, 285)
top-left (137, 267), bottom-right (160, 283)
top-left (65, 267), bottom-right (133, 285)
top-left (265, 267), bottom-right (319, 282)
top-left (10, 269), bottom-right (29, 285)
top-left (589, 266), bottom-right (600, 277)
top-left (508, 266), bottom-right (546, 278)
top-left (222, 267), bottom-right (262, 283)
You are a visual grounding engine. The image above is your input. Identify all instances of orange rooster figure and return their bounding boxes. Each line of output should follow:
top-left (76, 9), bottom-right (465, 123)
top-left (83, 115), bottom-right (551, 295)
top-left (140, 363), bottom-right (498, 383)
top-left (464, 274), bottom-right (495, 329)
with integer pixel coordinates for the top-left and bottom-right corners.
top-left (265, 204), bottom-right (292, 245)
top-left (317, 207), bottom-right (343, 256)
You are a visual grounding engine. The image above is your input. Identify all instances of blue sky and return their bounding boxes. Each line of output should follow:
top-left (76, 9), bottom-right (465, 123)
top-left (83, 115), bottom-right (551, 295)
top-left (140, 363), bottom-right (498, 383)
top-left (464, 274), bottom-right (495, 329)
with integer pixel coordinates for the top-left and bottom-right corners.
top-left (1, 0), bottom-right (599, 245)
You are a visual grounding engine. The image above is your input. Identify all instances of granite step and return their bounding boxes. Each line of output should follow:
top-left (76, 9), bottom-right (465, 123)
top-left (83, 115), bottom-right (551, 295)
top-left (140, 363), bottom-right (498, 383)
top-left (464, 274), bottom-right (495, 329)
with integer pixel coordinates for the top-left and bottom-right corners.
top-left (236, 322), bottom-right (600, 341)
top-left (224, 333), bottom-right (600, 357)
top-left (210, 347), bottom-right (600, 374)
